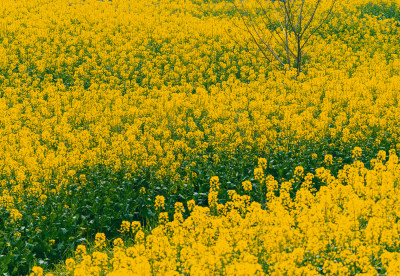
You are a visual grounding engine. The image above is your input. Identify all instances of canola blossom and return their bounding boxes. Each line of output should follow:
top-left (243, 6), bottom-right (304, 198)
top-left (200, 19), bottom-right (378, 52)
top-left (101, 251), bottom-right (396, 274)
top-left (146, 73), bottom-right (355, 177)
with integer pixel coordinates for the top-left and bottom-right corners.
top-left (0, 0), bottom-right (399, 274)
top-left (44, 154), bottom-right (400, 275)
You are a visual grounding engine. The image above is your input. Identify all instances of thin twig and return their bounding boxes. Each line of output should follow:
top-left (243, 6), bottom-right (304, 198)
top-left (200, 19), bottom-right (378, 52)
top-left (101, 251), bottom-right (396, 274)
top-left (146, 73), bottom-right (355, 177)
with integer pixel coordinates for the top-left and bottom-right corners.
top-left (224, 24), bottom-right (271, 62)
top-left (297, 0), bottom-right (306, 32)
top-left (282, 0), bottom-right (300, 39)
top-left (301, 0), bottom-right (337, 49)
top-left (230, 0), bottom-right (337, 75)
top-left (256, 0), bottom-right (296, 57)
top-left (234, 2), bottom-right (279, 66)
top-left (238, 0), bottom-right (285, 67)
top-left (301, 0), bottom-right (322, 37)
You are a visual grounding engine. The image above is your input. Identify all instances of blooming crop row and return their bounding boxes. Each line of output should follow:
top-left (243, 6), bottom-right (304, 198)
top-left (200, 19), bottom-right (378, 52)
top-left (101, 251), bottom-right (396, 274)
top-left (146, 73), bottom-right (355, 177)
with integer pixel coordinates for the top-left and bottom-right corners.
top-left (0, 0), bottom-right (399, 273)
top-left (35, 150), bottom-right (400, 275)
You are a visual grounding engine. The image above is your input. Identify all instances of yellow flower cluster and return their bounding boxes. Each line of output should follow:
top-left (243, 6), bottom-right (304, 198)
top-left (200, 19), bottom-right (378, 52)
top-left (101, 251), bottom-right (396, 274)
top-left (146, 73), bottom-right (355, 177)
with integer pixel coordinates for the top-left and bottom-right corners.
top-left (0, 0), bottom-right (399, 211)
top-left (94, 233), bottom-right (106, 249)
top-left (242, 180), bottom-right (252, 192)
top-left (58, 151), bottom-right (400, 275)
top-left (9, 208), bottom-right (22, 223)
top-left (2, 0), bottom-right (400, 273)
top-left (155, 195), bottom-right (166, 211)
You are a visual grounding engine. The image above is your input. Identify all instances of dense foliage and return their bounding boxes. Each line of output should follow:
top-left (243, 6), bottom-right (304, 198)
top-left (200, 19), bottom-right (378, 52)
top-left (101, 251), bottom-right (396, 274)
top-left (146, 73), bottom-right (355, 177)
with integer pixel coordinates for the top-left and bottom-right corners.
top-left (48, 153), bottom-right (400, 275)
top-left (0, 0), bottom-right (399, 274)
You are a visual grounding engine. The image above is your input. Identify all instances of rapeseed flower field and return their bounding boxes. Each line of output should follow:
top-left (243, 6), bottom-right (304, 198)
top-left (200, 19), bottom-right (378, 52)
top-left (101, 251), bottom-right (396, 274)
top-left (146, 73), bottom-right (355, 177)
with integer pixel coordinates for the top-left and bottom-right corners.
top-left (0, 0), bottom-right (400, 274)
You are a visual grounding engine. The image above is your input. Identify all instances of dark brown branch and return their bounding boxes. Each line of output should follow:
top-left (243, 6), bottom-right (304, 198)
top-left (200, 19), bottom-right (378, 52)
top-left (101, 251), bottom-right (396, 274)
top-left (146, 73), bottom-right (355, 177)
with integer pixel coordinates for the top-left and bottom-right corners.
top-left (282, 0), bottom-right (301, 38)
top-left (238, 0), bottom-right (285, 67)
top-left (301, 0), bottom-right (337, 49)
top-left (224, 25), bottom-right (272, 63)
top-left (255, 0), bottom-right (297, 59)
top-left (229, 0), bottom-right (337, 77)
top-left (301, 0), bottom-right (322, 37)
top-left (233, 2), bottom-right (279, 66)
top-left (297, 0), bottom-right (306, 32)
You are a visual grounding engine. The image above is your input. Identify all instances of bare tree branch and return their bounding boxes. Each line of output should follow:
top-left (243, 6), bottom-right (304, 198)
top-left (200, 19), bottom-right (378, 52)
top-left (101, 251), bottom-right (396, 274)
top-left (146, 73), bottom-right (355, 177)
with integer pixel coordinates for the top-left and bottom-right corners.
top-left (282, 0), bottom-right (301, 39)
top-left (224, 24), bottom-right (275, 65)
top-left (237, 0), bottom-right (285, 67)
top-left (255, 0), bottom-right (296, 59)
top-left (301, 0), bottom-right (337, 49)
top-left (234, 2), bottom-right (279, 65)
top-left (301, 0), bottom-right (322, 37)
top-left (231, 0), bottom-right (338, 76)
top-left (297, 0), bottom-right (306, 32)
